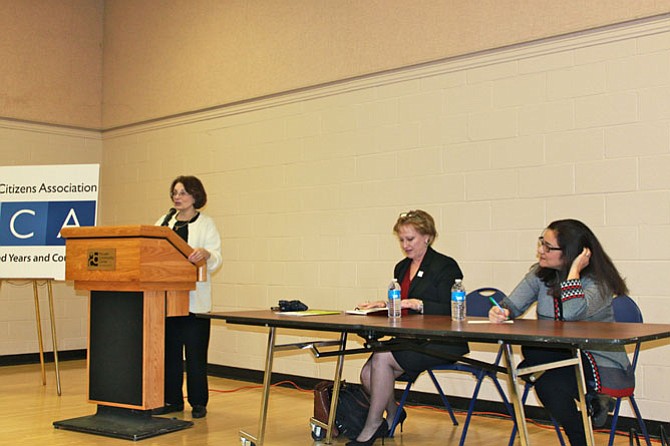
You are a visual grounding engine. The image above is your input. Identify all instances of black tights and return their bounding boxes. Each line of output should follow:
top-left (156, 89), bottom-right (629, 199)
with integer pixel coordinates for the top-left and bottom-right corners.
top-left (521, 347), bottom-right (595, 446)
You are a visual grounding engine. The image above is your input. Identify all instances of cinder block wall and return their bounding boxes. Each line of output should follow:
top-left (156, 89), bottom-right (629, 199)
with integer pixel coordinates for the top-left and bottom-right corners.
top-left (98, 18), bottom-right (670, 419)
top-left (0, 124), bottom-right (101, 354)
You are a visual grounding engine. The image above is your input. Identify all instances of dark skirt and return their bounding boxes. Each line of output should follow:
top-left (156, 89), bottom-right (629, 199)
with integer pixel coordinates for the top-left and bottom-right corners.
top-left (392, 338), bottom-right (469, 380)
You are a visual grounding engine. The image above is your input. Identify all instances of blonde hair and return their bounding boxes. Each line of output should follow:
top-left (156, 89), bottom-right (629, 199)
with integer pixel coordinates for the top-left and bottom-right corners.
top-left (393, 210), bottom-right (437, 245)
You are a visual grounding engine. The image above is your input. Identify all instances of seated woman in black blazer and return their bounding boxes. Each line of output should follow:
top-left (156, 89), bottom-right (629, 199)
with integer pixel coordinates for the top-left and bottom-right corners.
top-left (352, 210), bottom-right (467, 446)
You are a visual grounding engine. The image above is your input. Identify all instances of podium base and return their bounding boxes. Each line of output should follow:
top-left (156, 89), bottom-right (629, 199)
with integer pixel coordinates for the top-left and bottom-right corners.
top-left (53, 405), bottom-right (194, 441)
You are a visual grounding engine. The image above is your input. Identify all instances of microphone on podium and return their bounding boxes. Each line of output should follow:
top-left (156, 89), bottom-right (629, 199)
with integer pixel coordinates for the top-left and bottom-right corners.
top-left (160, 207), bottom-right (177, 226)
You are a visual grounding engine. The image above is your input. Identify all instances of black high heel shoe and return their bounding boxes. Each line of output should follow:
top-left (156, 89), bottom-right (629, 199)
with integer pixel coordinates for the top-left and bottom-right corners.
top-left (395, 408), bottom-right (407, 432)
top-left (346, 420), bottom-right (389, 446)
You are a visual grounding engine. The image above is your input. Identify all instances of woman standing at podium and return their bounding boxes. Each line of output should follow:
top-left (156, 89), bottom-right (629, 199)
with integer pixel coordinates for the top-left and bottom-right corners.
top-left (154, 175), bottom-right (222, 419)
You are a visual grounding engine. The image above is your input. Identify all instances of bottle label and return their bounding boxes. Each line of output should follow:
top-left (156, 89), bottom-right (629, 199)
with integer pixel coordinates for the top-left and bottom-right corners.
top-left (451, 290), bottom-right (465, 301)
top-left (388, 290), bottom-right (401, 300)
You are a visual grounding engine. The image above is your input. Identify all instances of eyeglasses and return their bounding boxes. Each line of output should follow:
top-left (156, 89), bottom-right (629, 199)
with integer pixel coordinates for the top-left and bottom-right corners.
top-left (537, 237), bottom-right (562, 253)
top-left (171, 190), bottom-right (191, 198)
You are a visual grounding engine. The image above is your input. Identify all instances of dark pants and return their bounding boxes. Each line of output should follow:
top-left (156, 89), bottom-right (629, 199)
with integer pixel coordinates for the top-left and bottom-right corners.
top-left (164, 313), bottom-right (211, 408)
top-left (521, 346), bottom-right (596, 446)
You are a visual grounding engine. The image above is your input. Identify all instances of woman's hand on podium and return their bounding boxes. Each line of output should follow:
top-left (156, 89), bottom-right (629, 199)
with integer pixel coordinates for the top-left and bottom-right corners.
top-left (188, 248), bottom-right (210, 264)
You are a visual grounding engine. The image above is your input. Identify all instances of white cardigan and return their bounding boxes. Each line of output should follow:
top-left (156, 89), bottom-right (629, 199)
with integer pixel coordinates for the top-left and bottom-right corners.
top-left (155, 212), bottom-right (222, 313)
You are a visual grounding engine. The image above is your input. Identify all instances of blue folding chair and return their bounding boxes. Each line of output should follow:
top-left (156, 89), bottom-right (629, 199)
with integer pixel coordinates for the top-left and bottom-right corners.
top-left (606, 295), bottom-right (651, 446)
top-left (389, 287), bottom-right (516, 446)
top-left (508, 295), bottom-right (651, 446)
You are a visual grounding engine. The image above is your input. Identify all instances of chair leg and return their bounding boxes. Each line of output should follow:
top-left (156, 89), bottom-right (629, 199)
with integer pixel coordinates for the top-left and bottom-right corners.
top-left (390, 370), bottom-right (459, 438)
top-left (388, 381), bottom-right (412, 438)
top-left (607, 396), bottom-right (651, 446)
top-left (457, 371), bottom-right (487, 446)
top-left (458, 372), bottom-right (518, 446)
top-left (629, 397), bottom-right (651, 446)
top-left (491, 374), bottom-right (516, 421)
top-left (550, 415), bottom-right (566, 446)
top-left (427, 370), bottom-right (459, 426)
top-left (608, 398), bottom-right (623, 446)
top-left (508, 382), bottom-right (566, 446)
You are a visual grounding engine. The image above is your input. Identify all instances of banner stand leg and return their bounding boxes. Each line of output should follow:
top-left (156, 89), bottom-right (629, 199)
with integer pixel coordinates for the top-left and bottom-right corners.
top-left (32, 280), bottom-right (47, 386)
top-left (46, 279), bottom-right (62, 395)
top-left (32, 279), bottom-right (62, 396)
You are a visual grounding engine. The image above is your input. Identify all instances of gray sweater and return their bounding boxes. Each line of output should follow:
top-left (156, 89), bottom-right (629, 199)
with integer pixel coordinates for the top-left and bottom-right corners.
top-left (502, 265), bottom-right (634, 395)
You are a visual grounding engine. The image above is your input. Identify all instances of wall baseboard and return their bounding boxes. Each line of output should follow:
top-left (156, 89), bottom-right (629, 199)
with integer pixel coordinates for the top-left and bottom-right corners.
top-left (0, 349), bottom-right (86, 366)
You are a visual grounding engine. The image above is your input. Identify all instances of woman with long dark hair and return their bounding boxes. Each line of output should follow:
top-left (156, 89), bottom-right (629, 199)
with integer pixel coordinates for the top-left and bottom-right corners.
top-left (489, 219), bottom-right (633, 446)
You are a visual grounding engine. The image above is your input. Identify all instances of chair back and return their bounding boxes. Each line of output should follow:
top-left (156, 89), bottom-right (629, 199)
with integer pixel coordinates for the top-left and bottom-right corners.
top-left (612, 295), bottom-right (643, 324)
top-left (612, 294), bottom-right (644, 373)
top-left (467, 287), bottom-right (506, 317)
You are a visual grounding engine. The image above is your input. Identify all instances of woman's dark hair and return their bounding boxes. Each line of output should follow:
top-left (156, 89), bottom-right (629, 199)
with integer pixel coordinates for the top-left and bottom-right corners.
top-left (536, 219), bottom-right (628, 298)
top-left (170, 175), bottom-right (207, 209)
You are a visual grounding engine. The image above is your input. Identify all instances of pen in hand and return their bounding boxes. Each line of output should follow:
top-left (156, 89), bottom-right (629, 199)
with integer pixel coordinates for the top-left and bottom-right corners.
top-left (489, 296), bottom-right (508, 320)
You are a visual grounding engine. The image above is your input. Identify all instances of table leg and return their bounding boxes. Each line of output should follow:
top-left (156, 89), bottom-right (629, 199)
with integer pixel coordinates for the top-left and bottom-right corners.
top-left (240, 326), bottom-right (276, 446)
top-left (574, 348), bottom-right (595, 446)
top-left (502, 342), bottom-right (530, 446)
top-left (324, 332), bottom-right (348, 445)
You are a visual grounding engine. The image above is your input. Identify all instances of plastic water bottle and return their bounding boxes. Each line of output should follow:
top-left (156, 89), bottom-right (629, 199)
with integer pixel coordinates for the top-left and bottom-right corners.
top-left (451, 279), bottom-right (466, 321)
top-left (387, 279), bottom-right (402, 319)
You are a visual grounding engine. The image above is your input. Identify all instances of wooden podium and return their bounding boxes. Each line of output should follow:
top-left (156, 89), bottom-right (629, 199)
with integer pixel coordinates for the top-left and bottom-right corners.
top-left (53, 225), bottom-right (205, 440)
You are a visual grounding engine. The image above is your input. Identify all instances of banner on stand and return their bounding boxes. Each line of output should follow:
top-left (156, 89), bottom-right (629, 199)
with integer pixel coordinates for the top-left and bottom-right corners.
top-left (0, 164), bottom-right (99, 280)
